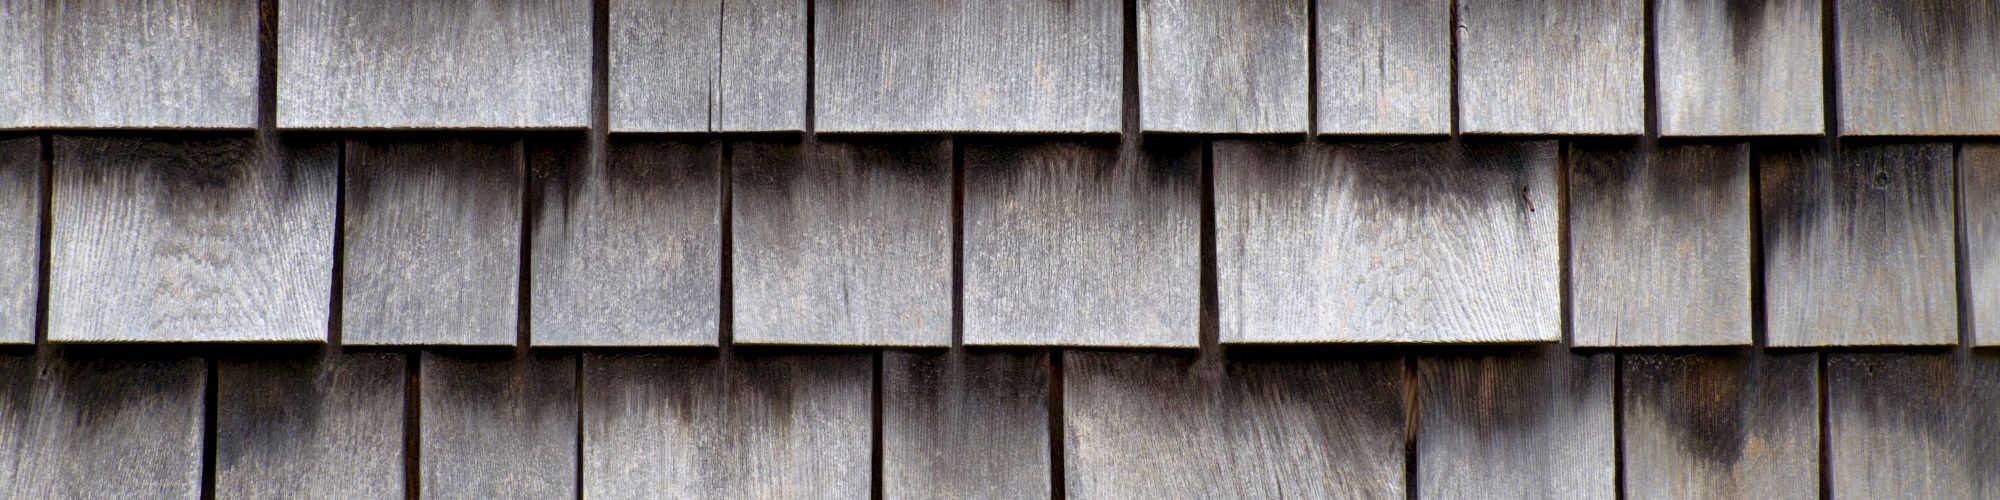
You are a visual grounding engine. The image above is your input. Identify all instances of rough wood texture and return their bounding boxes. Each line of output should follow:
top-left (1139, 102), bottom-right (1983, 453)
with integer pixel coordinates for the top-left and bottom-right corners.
top-left (1964, 144), bottom-right (2000, 346)
top-left (0, 353), bottom-right (205, 498)
top-left (582, 352), bottom-right (871, 499)
top-left (1837, 0), bottom-right (2000, 135)
top-left (0, 137), bottom-right (39, 344)
top-left (1761, 142), bottom-right (1956, 346)
top-left (1829, 352), bottom-right (2000, 498)
top-left (1140, 0), bottom-right (1308, 133)
top-left (1656, 0), bottom-right (1823, 136)
top-left (531, 138), bottom-right (720, 346)
top-left (1417, 345), bottom-right (1615, 499)
top-left (731, 138), bottom-right (952, 345)
top-left (882, 349), bottom-right (1050, 500)
top-left (1315, 0), bottom-right (1450, 134)
top-left (279, 0), bottom-right (590, 128)
top-left (48, 135), bottom-right (335, 342)
top-left (962, 138), bottom-right (1199, 346)
top-left (343, 139), bottom-right (522, 345)
top-left (9, 0), bottom-right (256, 128)
top-left (608, 0), bottom-right (805, 131)
top-left (1214, 140), bottom-right (1559, 343)
top-left (816, 0), bottom-right (1120, 132)
top-left (1569, 142), bottom-right (1752, 346)
top-left (216, 351), bottom-right (405, 499)
top-left (1622, 351), bottom-right (1820, 500)
top-left (421, 351), bottom-right (577, 500)
top-left (1064, 350), bottom-right (1405, 498)
top-left (1457, 0), bottom-right (1643, 134)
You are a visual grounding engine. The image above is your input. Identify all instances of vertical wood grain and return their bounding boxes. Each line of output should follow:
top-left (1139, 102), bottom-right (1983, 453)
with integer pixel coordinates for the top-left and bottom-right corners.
top-left (731, 137), bottom-right (953, 346)
top-left (1416, 345), bottom-right (1616, 498)
top-left (608, 0), bottom-right (806, 132)
top-left (0, 136), bottom-right (40, 344)
top-left (1214, 140), bottom-right (1559, 343)
top-left (1456, 0), bottom-right (1644, 134)
top-left (420, 351), bottom-right (577, 500)
top-left (1837, 0), bottom-right (2000, 135)
top-left (1656, 0), bottom-right (1823, 136)
top-left (48, 135), bottom-right (335, 342)
top-left (1139, 0), bottom-right (1309, 133)
top-left (962, 138), bottom-right (1199, 347)
top-left (1568, 141), bottom-right (1753, 346)
top-left (0, 2), bottom-right (44, 128)
top-left (1828, 352), bottom-right (2000, 498)
top-left (1621, 351), bottom-right (1820, 500)
top-left (215, 351), bottom-right (405, 499)
top-left (0, 353), bottom-right (205, 498)
top-left (1760, 142), bottom-right (1956, 346)
top-left (342, 138), bottom-right (523, 345)
top-left (1315, 0), bottom-right (1451, 134)
top-left (35, 0), bottom-right (257, 128)
top-left (718, 0), bottom-right (808, 131)
top-left (882, 349), bottom-right (1050, 499)
top-left (1962, 144), bottom-right (2000, 345)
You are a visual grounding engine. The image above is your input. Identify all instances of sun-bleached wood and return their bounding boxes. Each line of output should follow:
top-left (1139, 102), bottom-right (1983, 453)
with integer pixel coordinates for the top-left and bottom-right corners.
top-left (1140, 0), bottom-right (1309, 133)
top-left (0, 353), bottom-right (205, 498)
top-left (48, 135), bottom-right (335, 342)
top-left (882, 350), bottom-right (1051, 500)
top-left (1828, 352), bottom-right (2000, 498)
top-left (1656, 0), bottom-right (1822, 136)
top-left (1417, 345), bottom-right (1615, 498)
top-left (0, 3), bottom-right (42, 128)
top-left (1569, 142), bottom-right (1753, 346)
top-left (1961, 144), bottom-right (2000, 345)
top-left (0, 137), bottom-right (39, 344)
top-left (7, 0), bottom-right (256, 128)
top-left (1761, 142), bottom-right (1956, 346)
top-left (609, 0), bottom-right (805, 131)
top-left (1215, 140), bottom-right (1559, 343)
top-left (421, 351), bottom-right (577, 500)
top-left (962, 138), bottom-right (1200, 346)
top-left (279, 0), bottom-right (590, 128)
top-left (1837, 0), bottom-right (2000, 135)
top-left (1457, 0), bottom-right (1643, 134)
top-left (1622, 351), bottom-right (1820, 500)
top-left (1315, 0), bottom-right (1450, 134)
top-left (215, 351), bottom-right (405, 499)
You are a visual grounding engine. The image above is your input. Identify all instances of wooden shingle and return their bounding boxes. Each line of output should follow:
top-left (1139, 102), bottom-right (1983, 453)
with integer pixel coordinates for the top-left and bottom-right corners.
top-left (1457, 0), bottom-right (1644, 134)
top-left (421, 351), bottom-right (577, 499)
top-left (0, 2), bottom-right (44, 128)
top-left (1838, 0), bottom-right (2000, 135)
top-left (609, 0), bottom-right (806, 132)
top-left (215, 351), bottom-right (405, 499)
top-left (1961, 144), bottom-right (2000, 346)
top-left (1655, 0), bottom-right (1823, 136)
top-left (8, 0), bottom-right (257, 128)
top-left (1140, 0), bottom-right (1309, 133)
top-left (1622, 351), bottom-right (1820, 500)
top-left (1828, 352), bottom-right (2000, 498)
top-left (0, 353), bottom-right (206, 498)
top-left (1315, 0), bottom-right (1451, 135)
top-left (1417, 345), bottom-right (1615, 498)
top-left (0, 136), bottom-right (40, 344)
top-left (883, 350), bottom-right (1052, 500)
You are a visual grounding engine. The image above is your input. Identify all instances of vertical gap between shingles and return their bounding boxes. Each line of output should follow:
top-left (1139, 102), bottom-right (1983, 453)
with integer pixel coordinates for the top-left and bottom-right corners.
top-left (804, 0), bottom-right (817, 134)
top-left (574, 353), bottom-right (586, 500)
top-left (1403, 353), bottom-right (1418, 500)
top-left (712, 0), bottom-right (725, 130)
top-left (1447, 0), bottom-right (1460, 137)
top-left (1816, 352), bottom-right (1830, 500)
top-left (1821, 0), bottom-right (1838, 138)
top-left (405, 351), bottom-right (422, 500)
top-left (1558, 140), bottom-right (1573, 346)
top-left (1048, 348), bottom-right (1066, 500)
top-left (1611, 352), bottom-right (1625, 500)
top-left (200, 356), bottom-right (219, 500)
top-left (33, 133), bottom-right (52, 347)
top-left (951, 135), bottom-right (965, 348)
top-left (1641, 0), bottom-right (1657, 139)
top-left (719, 140), bottom-right (735, 350)
top-left (1748, 142), bottom-right (1766, 348)
top-left (870, 351), bottom-right (884, 500)
top-left (1955, 142), bottom-right (1972, 346)
top-left (516, 139), bottom-right (533, 351)
top-left (1198, 140), bottom-right (1218, 352)
top-left (330, 141), bottom-right (346, 346)
top-left (1304, 0), bottom-right (1318, 136)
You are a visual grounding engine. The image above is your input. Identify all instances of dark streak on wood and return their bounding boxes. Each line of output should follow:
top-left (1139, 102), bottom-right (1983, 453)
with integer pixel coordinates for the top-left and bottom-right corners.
top-left (1828, 352), bottom-right (2000, 498)
top-left (1621, 351), bottom-right (1819, 499)
top-left (419, 351), bottom-right (577, 500)
top-left (1417, 345), bottom-right (1615, 498)
top-left (608, 0), bottom-right (806, 131)
top-left (1656, 0), bottom-right (1822, 135)
top-left (0, 352), bottom-right (206, 498)
top-left (1837, 0), bottom-right (2000, 135)
top-left (215, 351), bottom-right (404, 499)
top-left (0, 136), bottom-right (40, 343)
top-left (1960, 144), bottom-right (2000, 345)
top-left (882, 349), bottom-right (1050, 499)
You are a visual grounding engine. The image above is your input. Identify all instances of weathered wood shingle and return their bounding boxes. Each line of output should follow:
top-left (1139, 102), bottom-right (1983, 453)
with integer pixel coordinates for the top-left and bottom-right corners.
top-left (1457, 0), bottom-right (1643, 134)
top-left (1621, 352), bottom-right (1820, 500)
top-left (215, 351), bottom-right (406, 499)
top-left (882, 350), bottom-right (1051, 500)
top-left (1417, 346), bottom-right (1615, 498)
top-left (9, 0), bottom-right (257, 128)
top-left (1828, 352), bottom-right (2000, 498)
top-left (609, 0), bottom-right (806, 132)
top-left (421, 351), bottom-right (577, 500)
top-left (1315, 0), bottom-right (1451, 135)
top-left (1962, 144), bottom-right (2000, 346)
top-left (0, 353), bottom-right (206, 498)
top-left (1837, 0), bottom-right (2000, 135)
top-left (1140, 0), bottom-right (1309, 133)
top-left (0, 136), bottom-right (40, 344)
top-left (1655, 0), bottom-right (1823, 136)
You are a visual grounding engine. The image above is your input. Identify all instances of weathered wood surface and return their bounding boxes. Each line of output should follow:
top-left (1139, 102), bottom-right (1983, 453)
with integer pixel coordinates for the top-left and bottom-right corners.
top-left (1656, 0), bottom-right (1822, 136)
top-left (421, 351), bottom-right (577, 500)
top-left (0, 137), bottom-right (39, 344)
top-left (608, 0), bottom-right (805, 131)
top-left (1456, 0), bottom-right (1643, 134)
top-left (1214, 140), bottom-right (1559, 343)
top-left (1828, 352), bottom-right (2000, 498)
top-left (1064, 350), bottom-right (1405, 498)
top-left (15, 0), bottom-right (257, 128)
top-left (882, 349), bottom-right (1050, 499)
top-left (962, 138), bottom-right (1199, 346)
top-left (731, 138), bottom-right (952, 346)
top-left (1140, 0), bottom-right (1308, 133)
top-left (1968, 145), bottom-right (2000, 345)
top-left (1761, 142), bottom-right (1956, 346)
top-left (48, 135), bottom-right (336, 342)
top-left (1838, 0), bottom-right (2000, 135)
top-left (343, 138), bottom-right (523, 345)
top-left (279, 0), bottom-right (590, 128)
top-left (216, 351), bottom-right (405, 499)
top-left (581, 352), bottom-right (871, 499)
top-left (0, 353), bottom-right (205, 498)
top-left (1316, 0), bottom-right (1450, 134)
top-left (817, 0), bottom-right (1120, 132)
top-left (1569, 142), bottom-right (1752, 346)
top-left (531, 138), bottom-right (720, 346)
top-left (1622, 351), bottom-right (1820, 500)
top-left (1417, 345), bottom-right (1615, 498)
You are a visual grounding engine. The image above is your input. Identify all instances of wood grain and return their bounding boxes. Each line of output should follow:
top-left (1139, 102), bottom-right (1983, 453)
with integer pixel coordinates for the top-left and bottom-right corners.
top-left (1622, 351), bottom-right (1820, 500)
top-left (1968, 144), bottom-right (2000, 345)
top-left (1416, 345), bottom-right (1615, 499)
top-left (29, 0), bottom-right (257, 128)
top-left (1456, 0), bottom-right (1644, 134)
top-left (962, 138), bottom-right (1199, 347)
top-left (1214, 140), bottom-right (1559, 343)
top-left (1568, 141), bottom-right (1753, 346)
top-left (342, 138), bottom-right (522, 345)
top-left (1656, 0), bottom-right (1823, 136)
top-left (0, 136), bottom-right (39, 344)
top-left (1315, 0), bottom-right (1451, 134)
top-left (279, 0), bottom-right (590, 128)
top-left (581, 352), bottom-right (872, 499)
top-left (1837, 0), bottom-right (2000, 135)
top-left (816, 0), bottom-right (1120, 132)
top-left (608, 0), bottom-right (806, 131)
top-left (1139, 0), bottom-right (1309, 133)
top-left (215, 351), bottom-right (405, 499)
top-left (1760, 142), bottom-right (1956, 346)
top-left (1828, 352), bottom-right (2000, 498)
top-left (0, 353), bottom-right (205, 498)
top-left (0, 2), bottom-right (43, 128)
top-left (882, 349), bottom-right (1050, 500)
top-left (421, 351), bottom-right (576, 500)
top-left (48, 135), bottom-right (336, 342)
top-left (1064, 350), bottom-right (1405, 498)
top-left (731, 137), bottom-right (952, 346)
top-left (530, 138), bottom-right (720, 346)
